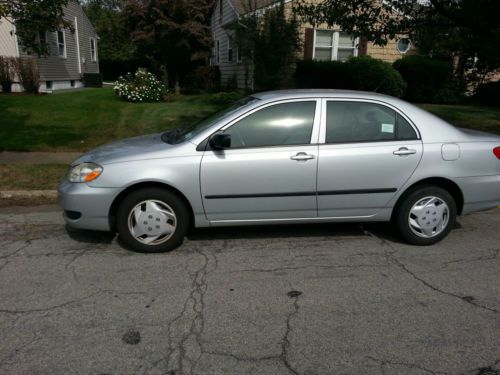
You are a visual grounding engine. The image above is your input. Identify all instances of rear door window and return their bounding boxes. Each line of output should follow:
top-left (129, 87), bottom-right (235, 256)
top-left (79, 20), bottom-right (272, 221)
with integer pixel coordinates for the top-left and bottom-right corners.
top-left (325, 101), bottom-right (418, 143)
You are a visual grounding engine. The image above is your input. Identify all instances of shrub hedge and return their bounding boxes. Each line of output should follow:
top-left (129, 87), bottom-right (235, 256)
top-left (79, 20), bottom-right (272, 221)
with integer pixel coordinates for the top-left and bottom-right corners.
top-left (474, 80), bottom-right (500, 107)
top-left (393, 55), bottom-right (458, 103)
top-left (296, 56), bottom-right (406, 97)
top-left (114, 70), bottom-right (168, 102)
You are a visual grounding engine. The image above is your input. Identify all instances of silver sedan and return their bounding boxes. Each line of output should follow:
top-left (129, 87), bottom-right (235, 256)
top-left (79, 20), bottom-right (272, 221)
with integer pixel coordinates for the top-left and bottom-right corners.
top-left (58, 90), bottom-right (500, 252)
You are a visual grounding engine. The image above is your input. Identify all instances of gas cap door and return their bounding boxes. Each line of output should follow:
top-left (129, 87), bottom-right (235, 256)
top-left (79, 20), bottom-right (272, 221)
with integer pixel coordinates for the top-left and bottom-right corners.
top-left (441, 143), bottom-right (461, 161)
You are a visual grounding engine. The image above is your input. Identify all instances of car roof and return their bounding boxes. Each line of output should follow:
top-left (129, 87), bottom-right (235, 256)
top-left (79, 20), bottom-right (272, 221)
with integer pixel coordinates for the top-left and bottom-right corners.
top-left (251, 89), bottom-right (396, 102)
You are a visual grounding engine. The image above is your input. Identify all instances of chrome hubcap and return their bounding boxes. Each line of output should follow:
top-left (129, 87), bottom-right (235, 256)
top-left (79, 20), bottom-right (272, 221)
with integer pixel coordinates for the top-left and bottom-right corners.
top-left (127, 200), bottom-right (176, 245)
top-left (408, 196), bottom-right (449, 238)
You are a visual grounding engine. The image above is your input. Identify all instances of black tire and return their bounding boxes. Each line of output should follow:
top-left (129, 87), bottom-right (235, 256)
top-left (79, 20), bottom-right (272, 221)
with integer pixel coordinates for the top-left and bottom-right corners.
top-left (395, 185), bottom-right (457, 246)
top-left (116, 188), bottom-right (189, 253)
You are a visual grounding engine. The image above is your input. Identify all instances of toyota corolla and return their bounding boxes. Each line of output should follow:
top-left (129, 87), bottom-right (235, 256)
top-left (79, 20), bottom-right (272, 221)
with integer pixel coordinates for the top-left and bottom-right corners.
top-left (58, 90), bottom-right (500, 252)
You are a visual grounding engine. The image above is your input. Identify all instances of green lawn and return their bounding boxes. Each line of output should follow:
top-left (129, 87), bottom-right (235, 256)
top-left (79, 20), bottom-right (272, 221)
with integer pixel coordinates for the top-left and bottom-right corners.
top-left (0, 89), bottom-right (498, 153)
top-left (419, 104), bottom-right (500, 135)
top-left (0, 88), bottom-right (238, 152)
top-left (0, 163), bottom-right (67, 190)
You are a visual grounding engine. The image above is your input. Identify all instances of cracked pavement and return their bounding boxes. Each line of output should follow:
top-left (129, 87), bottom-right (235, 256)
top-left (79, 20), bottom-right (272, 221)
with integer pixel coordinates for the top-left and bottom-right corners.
top-left (0, 205), bottom-right (498, 375)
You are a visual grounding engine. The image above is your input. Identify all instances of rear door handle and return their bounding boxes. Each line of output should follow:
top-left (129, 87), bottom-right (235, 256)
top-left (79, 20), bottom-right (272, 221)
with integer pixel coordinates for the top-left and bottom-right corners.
top-left (393, 147), bottom-right (417, 156)
top-left (290, 152), bottom-right (315, 161)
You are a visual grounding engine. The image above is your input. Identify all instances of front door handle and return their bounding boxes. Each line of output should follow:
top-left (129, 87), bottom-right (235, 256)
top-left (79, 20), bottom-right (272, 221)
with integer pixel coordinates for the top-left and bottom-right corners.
top-left (393, 147), bottom-right (417, 156)
top-left (290, 152), bottom-right (315, 161)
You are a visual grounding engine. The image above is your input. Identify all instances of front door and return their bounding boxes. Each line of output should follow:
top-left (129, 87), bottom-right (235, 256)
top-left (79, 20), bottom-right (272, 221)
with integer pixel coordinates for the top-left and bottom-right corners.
top-left (317, 100), bottom-right (423, 218)
top-left (200, 100), bottom-right (320, 222)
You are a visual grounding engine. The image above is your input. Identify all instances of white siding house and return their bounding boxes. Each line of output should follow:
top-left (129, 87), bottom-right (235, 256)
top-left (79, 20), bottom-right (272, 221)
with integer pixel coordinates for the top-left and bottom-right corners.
top-left (211, 0), bottom-right (253, 89)
top-left (0, 17), bottom-right (19, 58)
top-left (0, 1), bottom-right (100, 92)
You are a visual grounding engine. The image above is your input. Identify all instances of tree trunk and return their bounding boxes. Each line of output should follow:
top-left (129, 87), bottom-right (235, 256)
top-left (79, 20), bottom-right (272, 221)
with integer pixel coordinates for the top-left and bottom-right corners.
top-left (175, 80), bottom-right (180, 95)
top-left (454, 53), bottom-right (468, 93)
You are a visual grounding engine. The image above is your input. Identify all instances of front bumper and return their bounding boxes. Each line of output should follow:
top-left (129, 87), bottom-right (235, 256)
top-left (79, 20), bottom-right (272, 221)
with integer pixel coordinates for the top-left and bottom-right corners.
top-left (58, 180), bottom-right (122, 231)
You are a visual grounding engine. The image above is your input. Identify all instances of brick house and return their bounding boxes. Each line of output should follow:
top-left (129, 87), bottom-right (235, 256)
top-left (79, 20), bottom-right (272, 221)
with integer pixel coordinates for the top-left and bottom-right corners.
top-left (210, 0), bottom-right (412, 89)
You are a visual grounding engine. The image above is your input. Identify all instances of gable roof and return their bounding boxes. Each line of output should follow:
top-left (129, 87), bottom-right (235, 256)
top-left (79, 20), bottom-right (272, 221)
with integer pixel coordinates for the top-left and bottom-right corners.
top-left (229, 0), bottom-right (282, 15)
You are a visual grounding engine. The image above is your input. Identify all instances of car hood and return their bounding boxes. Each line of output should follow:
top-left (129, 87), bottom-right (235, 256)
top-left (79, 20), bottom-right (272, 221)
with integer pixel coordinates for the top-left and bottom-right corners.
top-left (72, 133), bottom-right (174, 165)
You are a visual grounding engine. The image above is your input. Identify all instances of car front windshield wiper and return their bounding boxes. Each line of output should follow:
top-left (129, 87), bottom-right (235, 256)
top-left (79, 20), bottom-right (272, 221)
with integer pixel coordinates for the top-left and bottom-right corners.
top-left (161, 128), bottom-right (181, 144)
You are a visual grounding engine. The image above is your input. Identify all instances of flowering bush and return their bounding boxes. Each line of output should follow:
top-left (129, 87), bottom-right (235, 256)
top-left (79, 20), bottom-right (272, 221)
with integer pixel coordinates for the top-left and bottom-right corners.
top-left (114, 70), bottom-right (167, 102)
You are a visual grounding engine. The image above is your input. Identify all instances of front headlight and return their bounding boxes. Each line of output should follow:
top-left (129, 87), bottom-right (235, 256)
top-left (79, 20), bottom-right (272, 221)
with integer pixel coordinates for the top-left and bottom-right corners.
top-left (68, 162), bottom-right (103, 183)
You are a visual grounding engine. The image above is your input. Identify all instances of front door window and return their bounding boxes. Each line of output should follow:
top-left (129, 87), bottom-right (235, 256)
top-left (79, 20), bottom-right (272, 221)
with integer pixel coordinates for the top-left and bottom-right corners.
top-left (224, 101), bottom-right (317, 148)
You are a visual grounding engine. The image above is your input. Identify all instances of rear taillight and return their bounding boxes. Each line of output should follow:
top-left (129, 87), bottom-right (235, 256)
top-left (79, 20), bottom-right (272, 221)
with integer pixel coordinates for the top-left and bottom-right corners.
top-left (494, 147), bottom-right (500, 159)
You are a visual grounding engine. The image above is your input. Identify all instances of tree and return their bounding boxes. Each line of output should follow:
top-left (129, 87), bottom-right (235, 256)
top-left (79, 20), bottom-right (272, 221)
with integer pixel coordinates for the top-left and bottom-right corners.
top-left (0, 0), bottom-right (71, 56)
top-left (233, 0), bottom-right (301, 90)
top-left (123, 0), bottom-right (212, 94)
top-left (84, 0), bottom-right (139, 80)
top-left (294, 0), bottom-right (500, 90)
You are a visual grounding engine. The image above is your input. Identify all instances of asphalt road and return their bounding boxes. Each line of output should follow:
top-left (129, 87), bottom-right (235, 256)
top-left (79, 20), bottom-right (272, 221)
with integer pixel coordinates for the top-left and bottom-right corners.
top-left (0, 205), bottom-right (498, 375)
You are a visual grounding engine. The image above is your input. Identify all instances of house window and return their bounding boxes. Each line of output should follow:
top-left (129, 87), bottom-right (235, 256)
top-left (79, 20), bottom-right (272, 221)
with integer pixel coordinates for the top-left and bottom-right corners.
top-left (57, 30), bottom-right (66, 58)
top-left (90, 38), bottom-right (97, 62)
top-left (227, 36), bottom-right (233, 63)
top-left (38, 31), bottom-right (48, 44)
top-left (237, 46), bottom-right (242, 63)
top-left (397, 38), bottom-right (411, 54)
top-left (216, 40), bottom-right (220, 64)
top-left (313, 30), bottom-right (357, 62)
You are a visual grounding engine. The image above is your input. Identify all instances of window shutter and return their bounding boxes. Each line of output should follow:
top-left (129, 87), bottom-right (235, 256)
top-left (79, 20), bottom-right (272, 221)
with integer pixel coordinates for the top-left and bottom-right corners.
top-left (358, 36), bottom-right (368, 56)
top-left (304, 28), bottom-right (314, 60)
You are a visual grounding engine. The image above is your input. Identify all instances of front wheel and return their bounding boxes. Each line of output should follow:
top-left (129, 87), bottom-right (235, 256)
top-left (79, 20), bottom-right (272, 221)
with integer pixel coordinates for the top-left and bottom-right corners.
top-left (395, 185), bottom-right (457, 246)
top-left (116, 188), bottom-right (189, 253)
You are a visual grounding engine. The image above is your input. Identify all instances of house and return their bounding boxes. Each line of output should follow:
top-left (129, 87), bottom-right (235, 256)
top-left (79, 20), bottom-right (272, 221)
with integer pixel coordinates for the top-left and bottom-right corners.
top-left (210, 0), bottom-right (412, 89)
top-left (0, 0), bottom-right (100, 92)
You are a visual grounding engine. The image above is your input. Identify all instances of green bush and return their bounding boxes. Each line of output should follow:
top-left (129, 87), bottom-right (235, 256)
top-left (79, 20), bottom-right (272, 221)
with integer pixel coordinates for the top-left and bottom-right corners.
top-left (393, 55), bottom-right (458, 103)
top-left (13, 57), bottom-right (39, 94)
top-left (346, 56), bottom-right (406, 97)
top-left (114, 70), bottom-right (168, 102)
top-left (0, 56), bottom-right (14, 93)
top-left (183, 65), bottom-right (221, 92)
top-left (475, 80), bottom-right (500, 107)
top-left (296, 56), bottom-right (406, 97)
top-left (296, 60), bottom-right (347, 89)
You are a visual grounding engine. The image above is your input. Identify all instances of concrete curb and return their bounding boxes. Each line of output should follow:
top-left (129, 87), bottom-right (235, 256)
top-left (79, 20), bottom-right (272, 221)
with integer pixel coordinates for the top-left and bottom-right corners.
top-left (0, 190), bottom-right (58, 200)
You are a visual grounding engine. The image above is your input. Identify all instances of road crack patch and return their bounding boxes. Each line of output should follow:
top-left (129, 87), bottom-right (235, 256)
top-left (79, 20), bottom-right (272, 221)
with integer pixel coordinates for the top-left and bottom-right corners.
top-left (155, 248), bottom-right (217, 375)
top-left (366, 356), bottom-right (450, 375)
top-left (363, 228), bottom-right (498, 314)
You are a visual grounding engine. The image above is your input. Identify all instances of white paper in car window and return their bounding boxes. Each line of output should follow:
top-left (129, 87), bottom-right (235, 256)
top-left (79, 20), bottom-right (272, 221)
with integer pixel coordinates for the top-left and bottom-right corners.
top-left (381, 123), bottom-right (395, 133)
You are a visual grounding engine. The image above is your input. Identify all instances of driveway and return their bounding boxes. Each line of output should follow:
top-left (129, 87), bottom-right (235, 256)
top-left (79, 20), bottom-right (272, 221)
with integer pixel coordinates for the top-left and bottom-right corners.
top-left (0, 205), bottom-right (498, 375)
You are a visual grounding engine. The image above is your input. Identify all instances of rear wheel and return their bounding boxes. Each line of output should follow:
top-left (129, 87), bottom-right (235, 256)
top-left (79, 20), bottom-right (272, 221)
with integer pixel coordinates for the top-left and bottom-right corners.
top-left (116, 188), bottom-right (189, 253)
top-left (395, 185), bottom-right (457, 246)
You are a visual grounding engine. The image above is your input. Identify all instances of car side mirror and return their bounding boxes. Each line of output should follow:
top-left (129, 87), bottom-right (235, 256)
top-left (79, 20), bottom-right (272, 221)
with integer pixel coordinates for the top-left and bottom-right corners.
top-left (209, 132), bottom-right (231, 150)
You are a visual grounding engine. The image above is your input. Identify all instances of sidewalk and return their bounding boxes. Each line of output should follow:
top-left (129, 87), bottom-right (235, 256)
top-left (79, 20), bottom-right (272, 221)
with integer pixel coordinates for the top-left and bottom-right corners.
top-left (0, 151), bottom-right (81, 165)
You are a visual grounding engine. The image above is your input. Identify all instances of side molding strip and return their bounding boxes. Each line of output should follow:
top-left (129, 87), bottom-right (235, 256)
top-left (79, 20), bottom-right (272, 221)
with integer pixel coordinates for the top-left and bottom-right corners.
top-left (318, 188), bottom-right (397, 196)
top-left (205, 188), bottom-right (397, 199)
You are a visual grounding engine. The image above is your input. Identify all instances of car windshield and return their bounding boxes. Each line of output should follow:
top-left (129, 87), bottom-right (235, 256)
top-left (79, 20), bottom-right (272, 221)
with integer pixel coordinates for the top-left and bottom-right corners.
top-left (162, 96), bottom-right (260, 144)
